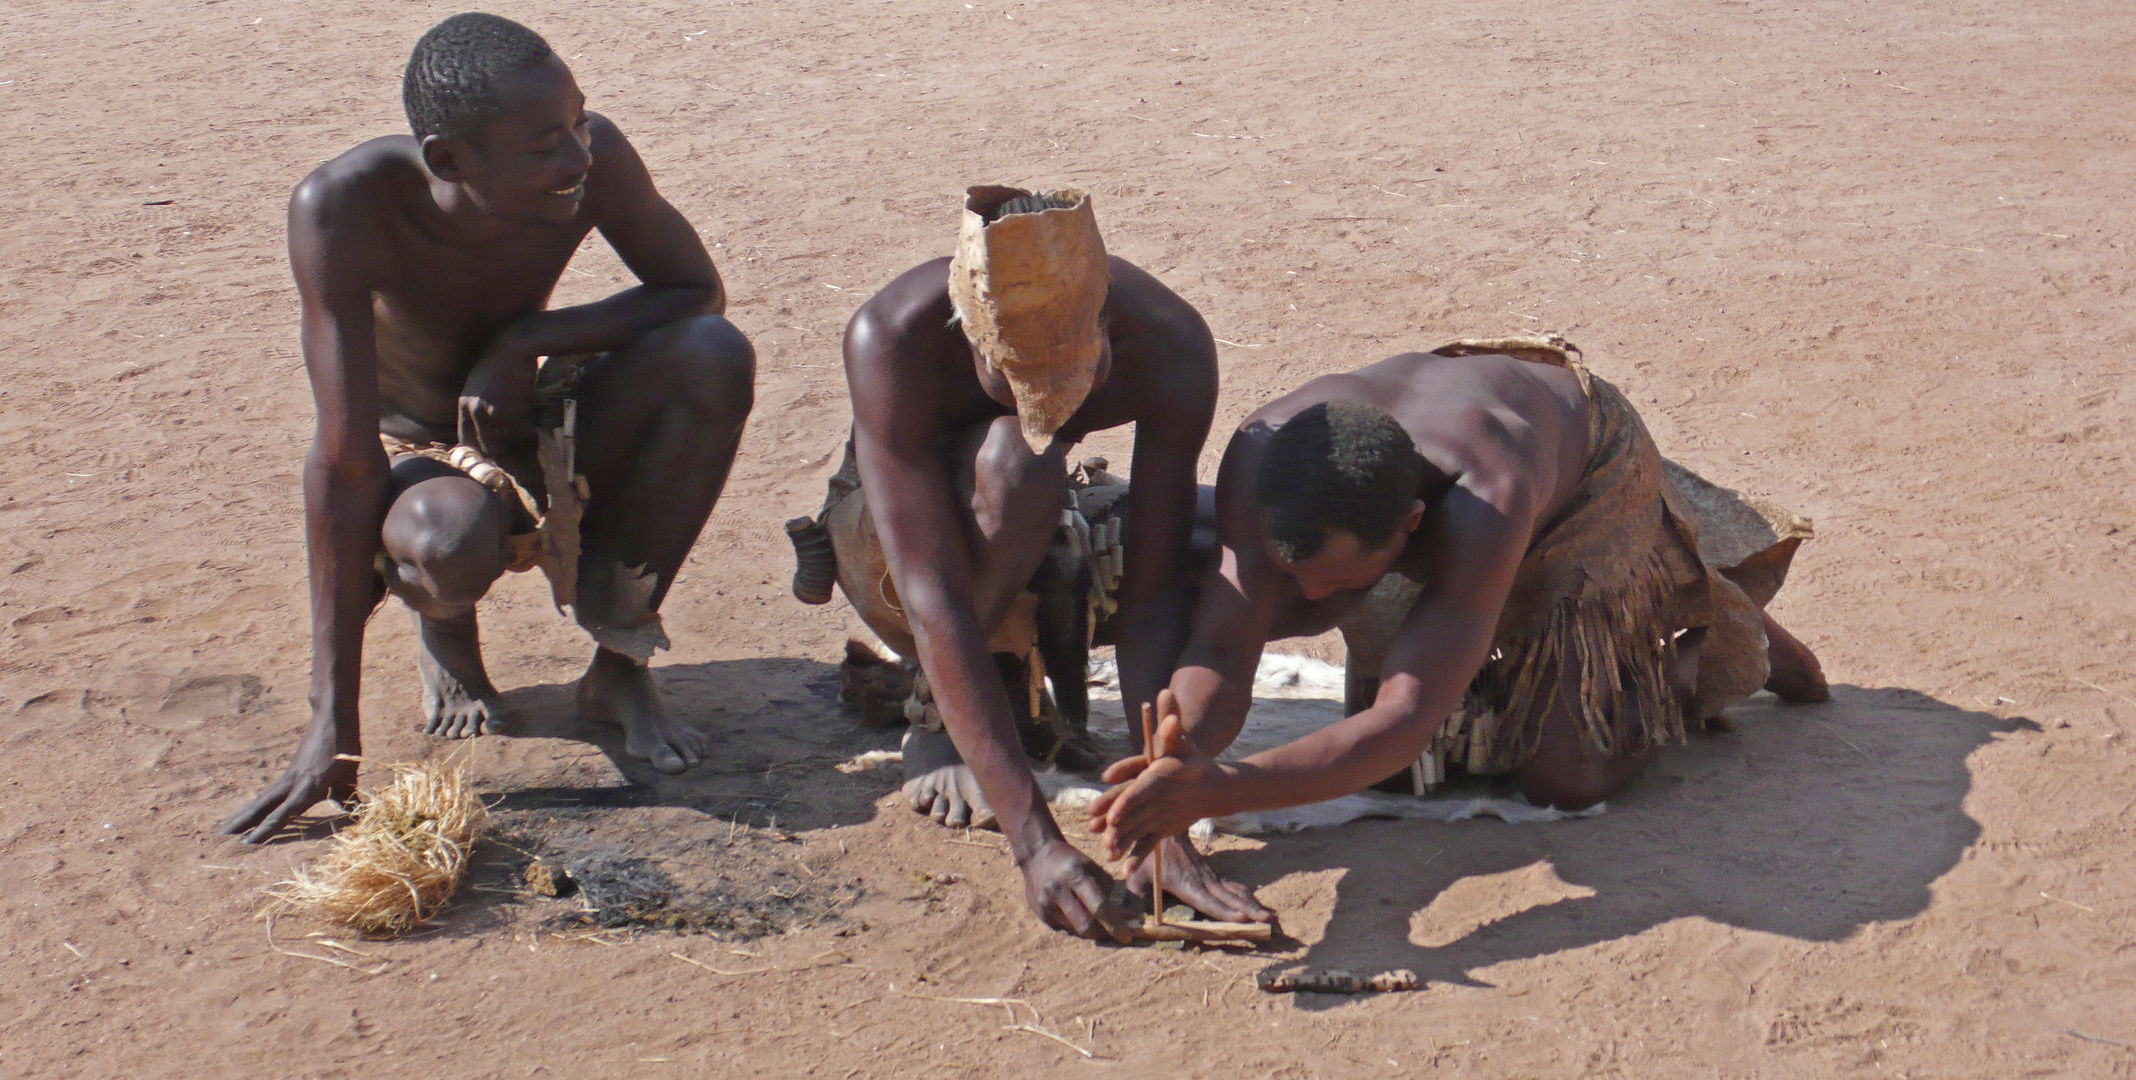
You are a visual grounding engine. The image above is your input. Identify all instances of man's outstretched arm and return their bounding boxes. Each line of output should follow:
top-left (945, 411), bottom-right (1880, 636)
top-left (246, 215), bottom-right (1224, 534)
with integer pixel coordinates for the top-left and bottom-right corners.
top-left (222, 171), bottom-right (393, 842)
top-left (1097, 479), bottom-right (1537, 853)
top-left (1083, 428), bottom-right (1282, 921)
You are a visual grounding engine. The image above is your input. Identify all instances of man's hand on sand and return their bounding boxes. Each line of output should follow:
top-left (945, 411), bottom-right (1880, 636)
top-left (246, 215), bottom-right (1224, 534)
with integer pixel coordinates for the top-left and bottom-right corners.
top-left (456, 337), bottom-right (541, 459)
top-left (1020, 838), bottom-right (1136, 943)
top-left (1122, 836), bottom-right (1272, 924)
top-left (218, 722), bottom-right (358, 844)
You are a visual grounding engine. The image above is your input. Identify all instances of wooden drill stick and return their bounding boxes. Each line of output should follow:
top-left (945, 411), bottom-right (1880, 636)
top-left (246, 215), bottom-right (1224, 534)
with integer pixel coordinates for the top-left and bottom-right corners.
top-left (1138, 699), bottom-right (1165, 927)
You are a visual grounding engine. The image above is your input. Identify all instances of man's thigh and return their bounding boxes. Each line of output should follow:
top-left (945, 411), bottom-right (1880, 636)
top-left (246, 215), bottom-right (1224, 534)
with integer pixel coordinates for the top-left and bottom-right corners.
top-left (826, 419), bottom-right (1003, 656)
top-left (570, 314), bottom-right (754, 490)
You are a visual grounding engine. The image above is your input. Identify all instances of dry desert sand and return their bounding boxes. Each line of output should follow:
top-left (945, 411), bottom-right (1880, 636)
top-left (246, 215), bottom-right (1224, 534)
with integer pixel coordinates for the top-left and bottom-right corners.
top-left (1, 0), bottom-right (2133, 1076)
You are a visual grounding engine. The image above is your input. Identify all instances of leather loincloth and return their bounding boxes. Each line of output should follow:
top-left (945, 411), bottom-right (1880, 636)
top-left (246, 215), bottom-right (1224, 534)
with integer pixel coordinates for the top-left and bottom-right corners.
top-left (379, 354), bottom-right (669, 662)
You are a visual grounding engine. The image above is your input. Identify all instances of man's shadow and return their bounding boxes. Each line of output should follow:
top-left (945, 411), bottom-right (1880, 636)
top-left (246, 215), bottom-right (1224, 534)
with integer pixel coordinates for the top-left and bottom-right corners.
top-left (1206, 686), bottom-right (2023, 1010)
top-left (484, 656), bottom-right (901, 832)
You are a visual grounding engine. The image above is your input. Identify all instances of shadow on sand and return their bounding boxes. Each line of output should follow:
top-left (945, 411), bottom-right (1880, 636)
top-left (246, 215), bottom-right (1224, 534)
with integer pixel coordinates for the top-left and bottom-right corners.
top-left (1204, 685), bottom-right (2023, 1010)
top-left (484, 655), bottom-right (902, 833)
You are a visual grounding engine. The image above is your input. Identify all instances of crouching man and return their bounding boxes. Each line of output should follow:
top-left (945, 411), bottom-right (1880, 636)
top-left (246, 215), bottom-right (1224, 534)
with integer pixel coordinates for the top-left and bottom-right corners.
top-left (786, 186), bottom-right (1268, 938)
top-left (223, 13), bottom-right (754, 843)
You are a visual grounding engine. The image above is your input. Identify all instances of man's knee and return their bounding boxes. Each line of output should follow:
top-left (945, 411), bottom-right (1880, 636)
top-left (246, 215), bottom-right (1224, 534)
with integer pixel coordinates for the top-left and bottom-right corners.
top-left (966, 415), bottom-right (1064, 527)
top-left (645, 314), bottom-right (755, 421)
top-left (382, 478), bottom-right (509, 607)
top-left (976, 414), bottom-right (1061, 484)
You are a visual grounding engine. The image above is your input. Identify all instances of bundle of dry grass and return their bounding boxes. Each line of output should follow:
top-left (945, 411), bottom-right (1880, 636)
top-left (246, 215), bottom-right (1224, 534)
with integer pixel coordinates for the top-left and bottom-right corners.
top-left (270, 760), bottom-right (489, 935)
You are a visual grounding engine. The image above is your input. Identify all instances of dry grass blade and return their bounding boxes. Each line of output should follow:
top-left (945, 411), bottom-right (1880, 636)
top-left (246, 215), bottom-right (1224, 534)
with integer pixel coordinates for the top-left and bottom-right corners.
top-left (264, 914), bottom-right (389, 975)
top-left (2067, 674), bottom-right (2136, 708)
top-left (1004, 1023), bottom-right (1098, 1058)
top-left (268, 760), bottom-right (489, 935)
top-left (891, 986), bottom-right (1036, 1025)
top-left (670, 952), bottom-right (774, 976)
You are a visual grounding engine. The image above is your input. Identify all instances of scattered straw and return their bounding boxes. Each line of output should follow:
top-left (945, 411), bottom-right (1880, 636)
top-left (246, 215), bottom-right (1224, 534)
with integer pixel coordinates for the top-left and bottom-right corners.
top-left (269, 760), bottom-right (489, 935)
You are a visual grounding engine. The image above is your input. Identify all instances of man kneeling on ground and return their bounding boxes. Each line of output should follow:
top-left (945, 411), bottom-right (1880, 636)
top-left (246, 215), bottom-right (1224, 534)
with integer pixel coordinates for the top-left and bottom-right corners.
top-left (223, 13), bottom-right (754, 843)
top-left (1091, 336), bottom-right (1828, 861)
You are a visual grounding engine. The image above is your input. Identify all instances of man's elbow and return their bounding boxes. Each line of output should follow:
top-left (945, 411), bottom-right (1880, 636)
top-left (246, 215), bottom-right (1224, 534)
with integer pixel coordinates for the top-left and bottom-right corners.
top-left (1369, 675), bottom-right (1429, 724)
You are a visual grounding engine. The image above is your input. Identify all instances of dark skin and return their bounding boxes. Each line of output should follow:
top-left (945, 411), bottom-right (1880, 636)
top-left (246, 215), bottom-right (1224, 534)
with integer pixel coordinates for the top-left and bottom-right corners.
top-left (844, 255), bottom-right (1268, 939)
top-left (1092, 350), bottom-right (1828, 860)
top-left (221, 54), bottom-right (754, 843)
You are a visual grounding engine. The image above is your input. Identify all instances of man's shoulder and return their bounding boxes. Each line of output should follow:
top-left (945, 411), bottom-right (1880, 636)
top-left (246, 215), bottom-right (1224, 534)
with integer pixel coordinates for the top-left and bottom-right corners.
top-left (581, 111), bottom-right (637, 187)
top-left (1104, 256), bottom-right (1204, 325)
top-left (291, 136), bottom-right (421, 226)
top-left (585, 110), bottom-right (630, 152)
top-left (850, 257), bottom-right (956, 342)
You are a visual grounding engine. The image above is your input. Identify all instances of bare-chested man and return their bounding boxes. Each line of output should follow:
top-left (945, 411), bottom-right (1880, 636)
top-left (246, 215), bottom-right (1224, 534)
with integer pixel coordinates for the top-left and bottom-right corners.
top-left (221, 13), bottom-right (754, 843)
top-left (1092, 336), bottom-right (1828, 858)
top-left (791, 186), bottom-right (1268, 939)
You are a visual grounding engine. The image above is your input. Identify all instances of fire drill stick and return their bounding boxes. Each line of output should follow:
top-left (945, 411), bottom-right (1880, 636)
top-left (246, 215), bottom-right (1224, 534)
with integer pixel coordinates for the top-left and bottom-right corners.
top-left (1138, 699), bottom-right (1166, 927)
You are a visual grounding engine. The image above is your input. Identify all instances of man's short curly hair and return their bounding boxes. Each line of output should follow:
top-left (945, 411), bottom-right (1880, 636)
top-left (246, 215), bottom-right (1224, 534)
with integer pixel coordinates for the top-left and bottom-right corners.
top-left (1254, 401), bottom-right (1427, 563)
top-left (402, 13), bottom-right (555, 142)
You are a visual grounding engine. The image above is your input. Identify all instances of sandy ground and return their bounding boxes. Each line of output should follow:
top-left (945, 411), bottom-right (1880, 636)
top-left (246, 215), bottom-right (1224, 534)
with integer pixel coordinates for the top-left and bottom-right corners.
top-left (2, 0), bottom-right (2133, 1075)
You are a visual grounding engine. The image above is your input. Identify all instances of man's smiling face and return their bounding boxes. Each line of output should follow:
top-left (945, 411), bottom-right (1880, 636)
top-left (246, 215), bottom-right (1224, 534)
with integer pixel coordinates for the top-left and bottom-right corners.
top-left (453, 54), bottom-right (592, 227)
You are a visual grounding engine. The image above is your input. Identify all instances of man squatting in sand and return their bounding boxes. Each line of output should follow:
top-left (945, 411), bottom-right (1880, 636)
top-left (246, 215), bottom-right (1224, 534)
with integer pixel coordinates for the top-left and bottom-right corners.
top-left (788, 187), bottom-right (1269, 939)
top-left (1092, 337), bottom-right (1829, 857)
top-left (222, 14), bottom-right (754, 843)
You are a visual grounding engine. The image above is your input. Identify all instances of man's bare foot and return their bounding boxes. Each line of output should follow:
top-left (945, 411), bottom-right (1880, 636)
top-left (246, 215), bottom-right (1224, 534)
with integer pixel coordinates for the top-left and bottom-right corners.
top-left (901, 726), bottom-right (996, 830)
top-left (414, 609), bottom-right (506, 738)
top-left (577, 649), bottom-right (713, 774)
top-left (1762, 612), bottom-right (1831, 703)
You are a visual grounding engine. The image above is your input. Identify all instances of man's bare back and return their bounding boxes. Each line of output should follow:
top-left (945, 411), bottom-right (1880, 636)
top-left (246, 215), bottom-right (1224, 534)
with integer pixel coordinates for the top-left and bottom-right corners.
top-left (1226, 351), bottom-right (1594, 629)
top-left (222, 14), bottom-right (754, 843)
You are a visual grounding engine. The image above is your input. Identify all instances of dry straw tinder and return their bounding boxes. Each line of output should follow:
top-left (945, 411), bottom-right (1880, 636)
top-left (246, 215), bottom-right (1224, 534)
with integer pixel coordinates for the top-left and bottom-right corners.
top-left (270, 760), bottom-right (490, 935)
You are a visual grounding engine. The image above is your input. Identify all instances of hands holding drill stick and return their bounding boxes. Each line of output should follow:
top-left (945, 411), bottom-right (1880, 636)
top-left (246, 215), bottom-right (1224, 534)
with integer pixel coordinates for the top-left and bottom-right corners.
top-left (1091, 689), bottom-right (1271, 932)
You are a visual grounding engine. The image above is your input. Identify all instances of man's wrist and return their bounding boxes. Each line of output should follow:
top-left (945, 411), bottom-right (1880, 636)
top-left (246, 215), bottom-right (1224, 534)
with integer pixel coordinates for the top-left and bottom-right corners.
top-left (1201, 762), bottom-right (1247, 820)
top-left (1006, 817), bottom-right (1067, 867)
top-left (303, 712), bottom-right (361, 755)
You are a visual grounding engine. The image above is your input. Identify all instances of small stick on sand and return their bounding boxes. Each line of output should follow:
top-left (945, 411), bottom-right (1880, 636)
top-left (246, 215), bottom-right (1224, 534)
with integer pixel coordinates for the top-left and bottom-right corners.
top-left (1129, 919), bottom-right (1273, 945)
top-left (1257, 968), bottom-right (1419, 993)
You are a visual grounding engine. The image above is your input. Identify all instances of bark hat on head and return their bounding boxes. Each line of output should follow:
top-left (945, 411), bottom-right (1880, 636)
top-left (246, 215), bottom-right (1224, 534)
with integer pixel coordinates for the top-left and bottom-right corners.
top-left (948, 185), bottom-right (1111, 453)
